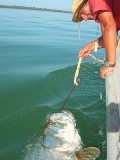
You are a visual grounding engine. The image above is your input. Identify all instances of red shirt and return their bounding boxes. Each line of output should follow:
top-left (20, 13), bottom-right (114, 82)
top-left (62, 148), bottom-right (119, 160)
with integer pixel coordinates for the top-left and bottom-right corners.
top-left (88, 0), bottom-right (120, 30)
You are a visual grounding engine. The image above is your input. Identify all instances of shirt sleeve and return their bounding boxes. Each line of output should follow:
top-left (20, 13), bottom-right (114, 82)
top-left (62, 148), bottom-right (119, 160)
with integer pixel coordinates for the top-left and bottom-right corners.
top-left (88, 0), bottom-right (112, 22)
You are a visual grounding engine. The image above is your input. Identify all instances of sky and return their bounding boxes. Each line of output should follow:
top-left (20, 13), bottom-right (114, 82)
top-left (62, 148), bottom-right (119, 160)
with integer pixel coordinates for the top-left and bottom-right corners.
top-left (0, 0), bottom-right (72, 11)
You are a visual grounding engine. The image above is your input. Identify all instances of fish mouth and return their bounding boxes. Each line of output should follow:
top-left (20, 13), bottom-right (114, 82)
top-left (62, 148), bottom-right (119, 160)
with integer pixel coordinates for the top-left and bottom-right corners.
top-left (43, 134), bottom-right (66, 148)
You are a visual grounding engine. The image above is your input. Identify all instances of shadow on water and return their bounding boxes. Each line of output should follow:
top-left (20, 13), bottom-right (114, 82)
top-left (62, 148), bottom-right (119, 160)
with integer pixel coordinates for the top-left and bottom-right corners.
top-left (0, 62), bottom-right (106, 160)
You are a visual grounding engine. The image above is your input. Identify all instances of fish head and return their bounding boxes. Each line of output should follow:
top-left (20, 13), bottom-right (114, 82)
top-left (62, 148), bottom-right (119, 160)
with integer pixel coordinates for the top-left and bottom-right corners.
top-left (43, 110), bottom-right (82, 152)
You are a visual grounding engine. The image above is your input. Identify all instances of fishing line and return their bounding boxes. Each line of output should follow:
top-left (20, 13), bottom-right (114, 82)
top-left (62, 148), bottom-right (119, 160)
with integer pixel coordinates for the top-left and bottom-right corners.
top-left (59, 53), bottom-right (105, 111)
top-left (60, 57), bottom-right (83, 111)
top-left (60, 80), bottom-right (79, 111)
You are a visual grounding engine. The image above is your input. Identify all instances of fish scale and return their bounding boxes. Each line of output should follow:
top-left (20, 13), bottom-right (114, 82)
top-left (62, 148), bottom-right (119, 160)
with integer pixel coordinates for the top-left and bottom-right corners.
top-left (23, 111), bottom-right (100, 160)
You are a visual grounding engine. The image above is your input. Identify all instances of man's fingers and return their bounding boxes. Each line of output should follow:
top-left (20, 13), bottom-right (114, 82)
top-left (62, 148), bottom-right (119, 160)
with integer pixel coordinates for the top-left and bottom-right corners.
top-left (78, 49), bottom-right (90, 58)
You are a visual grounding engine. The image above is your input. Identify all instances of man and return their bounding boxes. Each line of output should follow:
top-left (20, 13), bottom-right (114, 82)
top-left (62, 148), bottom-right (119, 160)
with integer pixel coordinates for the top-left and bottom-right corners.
top-left (72, 0), bottom-right (120, 79)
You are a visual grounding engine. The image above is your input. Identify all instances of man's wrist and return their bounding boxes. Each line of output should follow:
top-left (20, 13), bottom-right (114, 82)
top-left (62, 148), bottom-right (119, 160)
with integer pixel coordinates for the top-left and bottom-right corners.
top-left (104, 60), bottom-right (116, 67)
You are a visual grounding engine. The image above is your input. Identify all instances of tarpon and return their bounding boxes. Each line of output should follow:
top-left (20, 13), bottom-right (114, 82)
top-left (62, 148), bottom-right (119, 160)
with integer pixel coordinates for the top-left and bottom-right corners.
top-left (23, 110), bottom-right (100, 160)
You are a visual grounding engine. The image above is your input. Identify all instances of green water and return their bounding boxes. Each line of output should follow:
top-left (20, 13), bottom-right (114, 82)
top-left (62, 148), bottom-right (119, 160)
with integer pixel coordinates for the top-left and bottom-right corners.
top-left (0, 8), bottom-right (106, 159)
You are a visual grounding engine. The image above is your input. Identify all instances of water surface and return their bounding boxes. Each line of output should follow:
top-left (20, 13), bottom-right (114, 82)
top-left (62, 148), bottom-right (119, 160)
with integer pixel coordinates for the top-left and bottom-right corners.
top-left (0, 8), bottom-right (106, 160)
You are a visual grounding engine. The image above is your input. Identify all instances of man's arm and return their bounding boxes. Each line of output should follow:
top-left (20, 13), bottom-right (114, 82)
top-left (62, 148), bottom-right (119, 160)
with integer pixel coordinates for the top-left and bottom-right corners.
top-left (98, 11), bottom-right (117, 64)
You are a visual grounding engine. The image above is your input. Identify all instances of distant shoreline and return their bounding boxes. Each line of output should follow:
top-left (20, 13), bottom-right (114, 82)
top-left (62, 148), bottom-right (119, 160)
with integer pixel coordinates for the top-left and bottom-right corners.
top-left (0, 5), bottom-right (71, 14)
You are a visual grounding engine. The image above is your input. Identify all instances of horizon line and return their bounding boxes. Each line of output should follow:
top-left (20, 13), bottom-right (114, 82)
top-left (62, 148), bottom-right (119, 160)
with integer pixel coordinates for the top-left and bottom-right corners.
top-left (0, 4), bottom-right (72, 14)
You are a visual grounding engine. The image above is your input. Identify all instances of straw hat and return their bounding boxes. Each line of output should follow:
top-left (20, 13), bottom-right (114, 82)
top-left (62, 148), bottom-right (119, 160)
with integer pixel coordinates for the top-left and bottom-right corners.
top-left (72, 0), bottom-right (88, 22)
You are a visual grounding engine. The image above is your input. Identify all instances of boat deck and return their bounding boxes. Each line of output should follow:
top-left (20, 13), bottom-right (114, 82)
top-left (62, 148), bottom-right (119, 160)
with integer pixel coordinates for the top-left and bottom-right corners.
top-left (106, 45), bottom-right (120, 159)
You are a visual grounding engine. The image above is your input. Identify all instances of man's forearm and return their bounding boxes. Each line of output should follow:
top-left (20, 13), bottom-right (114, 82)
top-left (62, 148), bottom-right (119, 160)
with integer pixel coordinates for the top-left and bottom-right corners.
top-left (102, 25), bottom-right (117, 64)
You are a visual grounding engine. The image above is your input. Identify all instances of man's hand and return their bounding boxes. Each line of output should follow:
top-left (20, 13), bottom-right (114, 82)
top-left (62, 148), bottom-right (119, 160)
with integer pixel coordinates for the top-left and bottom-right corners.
top-left (100, 65), bottom-right (114, 79)
top-left (78, 42), bottom-right (95, 58)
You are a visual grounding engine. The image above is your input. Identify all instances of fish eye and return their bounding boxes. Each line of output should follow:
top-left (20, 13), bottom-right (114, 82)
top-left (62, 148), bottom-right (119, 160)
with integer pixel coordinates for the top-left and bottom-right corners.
top-left (45, 119), bottom-right (53, 127)
top-left (49, 122), bottom-right (53, 125)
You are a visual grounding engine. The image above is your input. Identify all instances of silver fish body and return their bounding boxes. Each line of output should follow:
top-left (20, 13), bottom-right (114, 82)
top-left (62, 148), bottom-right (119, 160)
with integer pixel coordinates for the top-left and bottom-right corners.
top-left (43, 110), bottom-right (81, 153)
top-left (23, 110), bottom-right (100, 160)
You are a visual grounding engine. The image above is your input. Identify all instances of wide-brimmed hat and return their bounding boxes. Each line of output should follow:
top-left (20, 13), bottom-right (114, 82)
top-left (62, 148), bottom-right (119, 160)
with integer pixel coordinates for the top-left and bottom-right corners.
top-left (72, 0), bottom-right (88, 22)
